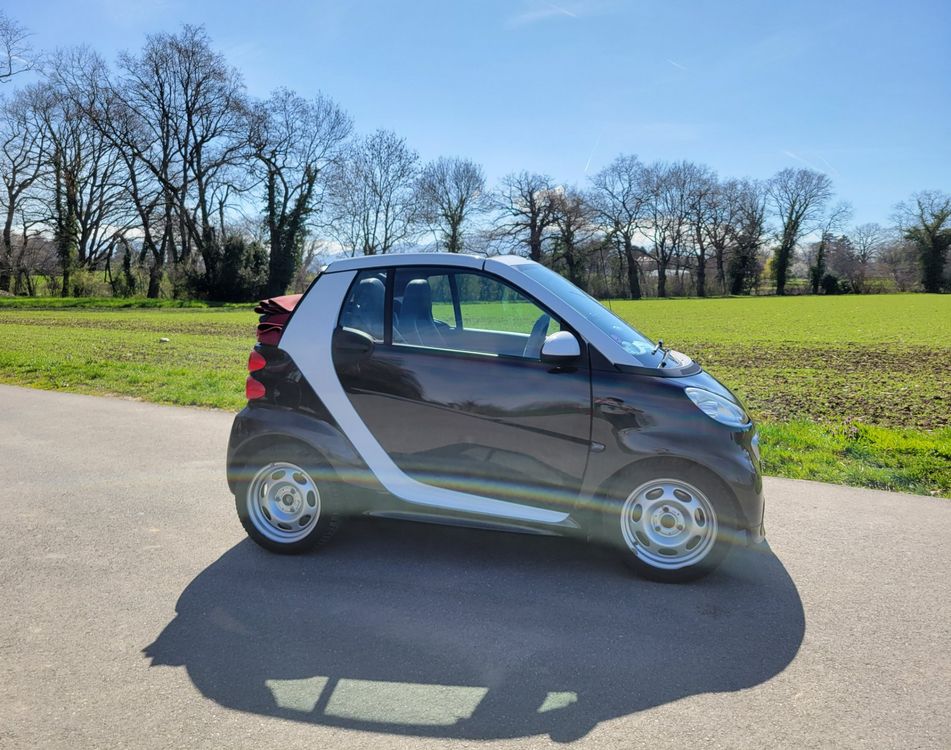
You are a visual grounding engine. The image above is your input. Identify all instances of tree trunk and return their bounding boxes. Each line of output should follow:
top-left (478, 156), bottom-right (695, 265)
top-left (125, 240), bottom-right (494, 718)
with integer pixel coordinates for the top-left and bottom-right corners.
top-left (809, 235), bottom-right (828, 294)
top-left (657, 259), bottom-right (668, 298)
top-left (919, 233), bottom-right (949, 293)
top-left (714, 246), bottom-right (725, 293)
top-left (447, 222), bottom-right (461, 253)
top-left (623, 241), bottom-right (641, 299)
top-left (774, 240), bottom-right (792, 295)
top-left (529, 229), bottom-right (543, 263)
top-left (265, 225), bottom-right (301, 298)
top-left (147, 255), bottom-right (163, 298)
top-left (1, 206), bottom-right (14, 293)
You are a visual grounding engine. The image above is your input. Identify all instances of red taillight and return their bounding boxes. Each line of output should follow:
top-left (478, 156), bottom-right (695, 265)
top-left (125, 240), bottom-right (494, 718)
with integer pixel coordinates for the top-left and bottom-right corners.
top-left (245, 376), bottom-right (266, 400)
top-left (248, 349), bottom-right (267, 373)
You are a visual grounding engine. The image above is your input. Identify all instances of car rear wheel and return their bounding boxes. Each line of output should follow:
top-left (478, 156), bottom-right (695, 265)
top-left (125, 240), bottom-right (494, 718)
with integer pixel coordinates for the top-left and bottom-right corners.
top-left (235, 447), bottom-right (340, 554)
top-left (611, 464), bottom-right (736, 582)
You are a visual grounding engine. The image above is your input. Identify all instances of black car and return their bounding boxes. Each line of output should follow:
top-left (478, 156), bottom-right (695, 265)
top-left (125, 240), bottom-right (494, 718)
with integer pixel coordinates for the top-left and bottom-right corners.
top-left (227, 253), bottom-right (765, 582)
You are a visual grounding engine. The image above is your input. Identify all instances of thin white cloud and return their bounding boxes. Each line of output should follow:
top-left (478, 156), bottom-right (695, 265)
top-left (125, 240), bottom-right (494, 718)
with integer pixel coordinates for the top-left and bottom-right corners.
top-left (783, 150), bottom-right (824, 172)
top-left (783, 150), bottom-right (840, 178)
top-left (815, 153), bottom-right (841, 179)
top-left (507, 3), bottom-right (580, 28)
top-left (583, 134), bottom-right (601, 173)
top-left (665, 58), bottom-right (688, 71)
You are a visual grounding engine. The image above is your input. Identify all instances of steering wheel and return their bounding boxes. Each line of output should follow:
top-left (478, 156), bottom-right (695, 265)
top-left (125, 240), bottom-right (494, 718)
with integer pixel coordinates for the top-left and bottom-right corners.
top-left (523, 314), bottom-right (551, 359)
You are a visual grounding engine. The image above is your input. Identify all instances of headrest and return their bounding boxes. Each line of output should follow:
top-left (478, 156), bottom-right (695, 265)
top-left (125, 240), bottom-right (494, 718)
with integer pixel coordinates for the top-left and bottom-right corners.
top-left (401, 279), bottom-right (433, 320)
top-left (354, 277), bottom-right (385, 310)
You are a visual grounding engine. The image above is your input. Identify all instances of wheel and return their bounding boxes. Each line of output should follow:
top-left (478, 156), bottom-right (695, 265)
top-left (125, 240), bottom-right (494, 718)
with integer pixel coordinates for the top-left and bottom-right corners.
top-left (609, 463), bottom-right (737, 583)
top-left (235, 446), bottom-right (341, 554)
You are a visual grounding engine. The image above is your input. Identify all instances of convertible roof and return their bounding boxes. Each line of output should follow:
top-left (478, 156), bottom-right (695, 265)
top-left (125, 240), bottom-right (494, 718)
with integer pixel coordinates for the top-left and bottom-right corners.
top-left (325, 253), bottom-right (532, 273)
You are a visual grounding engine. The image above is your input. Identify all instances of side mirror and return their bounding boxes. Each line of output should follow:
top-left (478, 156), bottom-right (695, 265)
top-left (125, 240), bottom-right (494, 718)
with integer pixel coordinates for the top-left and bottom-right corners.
top-left (332, 326), bottom-right (375, 365)
top-left (540, 331), bottom-right (581, 364)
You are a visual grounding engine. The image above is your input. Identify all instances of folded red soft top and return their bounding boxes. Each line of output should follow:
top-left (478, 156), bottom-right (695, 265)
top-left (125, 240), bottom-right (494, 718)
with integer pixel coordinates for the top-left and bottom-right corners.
top-left (254, 294), bottom-right (302, 317)
top-left (254, 293), bottom-right (302, 345)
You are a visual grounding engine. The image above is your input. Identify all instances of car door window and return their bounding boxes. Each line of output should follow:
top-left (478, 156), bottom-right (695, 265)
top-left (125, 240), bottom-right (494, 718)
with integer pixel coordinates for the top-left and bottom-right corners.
top-left (455, 272), bottom-right (555, 358)
top-left (391, 268), bottom-right (554, 359)
top-left (338, 270), bottom-right (386, 341)
top-left (392, 268), bottom-right (456, 347)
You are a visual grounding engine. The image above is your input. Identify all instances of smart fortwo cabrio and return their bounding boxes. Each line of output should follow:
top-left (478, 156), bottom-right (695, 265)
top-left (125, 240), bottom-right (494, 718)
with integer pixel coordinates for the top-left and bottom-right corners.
top-left (227, 254), bottom-right (765, 582)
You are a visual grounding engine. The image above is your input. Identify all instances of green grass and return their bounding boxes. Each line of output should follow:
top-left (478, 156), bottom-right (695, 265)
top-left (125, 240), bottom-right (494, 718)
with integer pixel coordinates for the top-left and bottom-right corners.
top-left (0, 296), bottom-right (252, 310)
top-left (1, 294), bottom-right (949, 497)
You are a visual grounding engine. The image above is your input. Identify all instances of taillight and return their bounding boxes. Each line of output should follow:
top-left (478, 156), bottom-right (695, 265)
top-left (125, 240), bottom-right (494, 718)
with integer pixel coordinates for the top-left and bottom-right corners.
top-left (248, 349), bottom-right (266, 373)
top-left (245, 376), bottom-right (266, 400)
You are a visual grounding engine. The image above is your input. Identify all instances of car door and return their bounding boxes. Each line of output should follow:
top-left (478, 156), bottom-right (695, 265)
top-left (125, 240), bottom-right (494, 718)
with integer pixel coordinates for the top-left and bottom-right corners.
top-left (333, 266), bottom-right (592, 518)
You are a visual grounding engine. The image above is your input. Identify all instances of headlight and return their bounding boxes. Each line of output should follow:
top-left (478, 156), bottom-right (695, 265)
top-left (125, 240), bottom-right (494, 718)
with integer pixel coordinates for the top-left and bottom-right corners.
top-left (685, 387), bottom-right (750, 428)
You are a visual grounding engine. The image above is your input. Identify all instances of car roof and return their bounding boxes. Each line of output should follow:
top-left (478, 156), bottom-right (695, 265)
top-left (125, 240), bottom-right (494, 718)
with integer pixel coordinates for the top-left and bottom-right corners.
top-left (324, 253), bottom-right (532, 273)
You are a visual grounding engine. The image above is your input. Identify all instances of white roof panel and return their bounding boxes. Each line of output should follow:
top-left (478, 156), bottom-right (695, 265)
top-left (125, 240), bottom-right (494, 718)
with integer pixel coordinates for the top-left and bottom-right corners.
top-left (325, 253), bottom-right (487, 272)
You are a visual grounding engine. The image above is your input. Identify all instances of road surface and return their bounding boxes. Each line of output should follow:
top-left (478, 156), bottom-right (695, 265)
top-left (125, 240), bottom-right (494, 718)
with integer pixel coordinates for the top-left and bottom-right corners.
top-left (0, 385), bottom-right (949, 749)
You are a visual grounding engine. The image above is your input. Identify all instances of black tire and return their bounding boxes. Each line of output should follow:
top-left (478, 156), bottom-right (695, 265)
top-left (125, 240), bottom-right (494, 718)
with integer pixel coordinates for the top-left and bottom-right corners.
top-left (234, 445), bottom-right (341, 555)
top-left (604, 460), bottom-right (739, 583)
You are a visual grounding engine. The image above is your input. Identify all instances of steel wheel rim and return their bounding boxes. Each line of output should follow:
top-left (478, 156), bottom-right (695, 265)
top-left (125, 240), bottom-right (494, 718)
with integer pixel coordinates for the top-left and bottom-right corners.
top-left (620, 477), bottom-right (718, 570)
top-left (247, 462), bottom-right (321, 543)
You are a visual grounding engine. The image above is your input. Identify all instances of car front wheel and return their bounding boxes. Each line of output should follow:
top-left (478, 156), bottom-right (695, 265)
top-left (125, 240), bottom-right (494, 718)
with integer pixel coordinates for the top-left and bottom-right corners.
top-left (235, 447), bottom-right (340, 554)
top-left (612, 465), bottom-right (736, 582)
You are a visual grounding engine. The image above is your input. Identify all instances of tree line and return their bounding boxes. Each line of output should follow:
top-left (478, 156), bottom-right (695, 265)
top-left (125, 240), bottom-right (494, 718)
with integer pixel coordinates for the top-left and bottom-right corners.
top-left (1, 16), bottom-right (948, 301)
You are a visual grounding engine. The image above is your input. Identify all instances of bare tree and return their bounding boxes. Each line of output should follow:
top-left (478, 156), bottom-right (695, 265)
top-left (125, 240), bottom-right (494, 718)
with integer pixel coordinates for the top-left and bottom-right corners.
top-left (327, 129), bottom-right (419, 256)
top-left (417, 156), bottom-right (485, 253)
top-left (726, 179), bottom-right (768, 295)
top-left (491, 171), bottom-right (559, 263)
top-left (700, 178), bottom-right (745, 294)
top-left (878, 239), bottom-right (919, 291)
top-left (28, 66), bottom-right (132, 296)
top-left (640, 161), bottom-right (692, 298)
top-left (766, 167), bottom-right (834, 294)
top-left (808, 201), bottom-right (852, 293)
top-left (0, 11), bottom-right (31, 82)
top-left (852, 222), bottom-right (886, 265)
top-left (0, 89), bottom-right (46, 292)
top-left (589, 155), bottom-right (646, 298)
top-left (112, 26), bottom-right (249, 289)
top-left (250, 88), bottom-right (351, 295)
top-left (683, 162), bottom-right (718, 297)
top-left (894, 190), bottom-right (951, 293)
top-left (549, 187), bottom-right (596, 288)
top-left (847, 222), bottom-right (887, 292)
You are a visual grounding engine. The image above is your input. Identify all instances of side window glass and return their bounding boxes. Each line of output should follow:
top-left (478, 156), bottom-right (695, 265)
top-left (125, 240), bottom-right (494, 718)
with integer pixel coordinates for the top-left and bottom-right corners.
top-left (392, 269), bottom-right (455, 346)
top-left (455, 273), bottom-right (549, 339)
top-left (389, 268), bottom-right (558, 359)
top-left (338, 270), bottom-right (386, 341)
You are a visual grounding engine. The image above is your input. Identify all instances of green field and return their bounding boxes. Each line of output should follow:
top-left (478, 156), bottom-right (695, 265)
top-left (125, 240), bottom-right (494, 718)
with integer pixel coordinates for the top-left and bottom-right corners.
top-left (1, 294), bottom-right (948, 497)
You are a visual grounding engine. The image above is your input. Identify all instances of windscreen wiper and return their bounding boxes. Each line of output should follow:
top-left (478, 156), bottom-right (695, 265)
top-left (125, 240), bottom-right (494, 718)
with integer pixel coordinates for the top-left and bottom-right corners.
top-left (652, 339), bottom-right (672, 368)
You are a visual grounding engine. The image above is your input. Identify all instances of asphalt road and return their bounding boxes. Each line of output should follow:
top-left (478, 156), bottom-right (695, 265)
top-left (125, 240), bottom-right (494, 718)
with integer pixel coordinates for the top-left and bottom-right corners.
top-left (1, 384), bottom-right (949, 749)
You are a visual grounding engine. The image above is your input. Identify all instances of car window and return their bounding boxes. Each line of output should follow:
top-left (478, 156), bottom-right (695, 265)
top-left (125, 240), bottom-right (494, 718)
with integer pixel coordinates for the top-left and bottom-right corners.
top-left (454, 273), bottom-right (547, 337)
top-left (338, 270), bottom-right (386, 341)
top-left (392, 268), bottom-right (555, 359)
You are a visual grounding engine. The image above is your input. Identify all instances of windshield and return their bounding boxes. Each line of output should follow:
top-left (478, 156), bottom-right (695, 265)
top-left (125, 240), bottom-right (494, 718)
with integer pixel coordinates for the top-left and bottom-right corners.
top-left (516, 263), bottom-right (689, 369)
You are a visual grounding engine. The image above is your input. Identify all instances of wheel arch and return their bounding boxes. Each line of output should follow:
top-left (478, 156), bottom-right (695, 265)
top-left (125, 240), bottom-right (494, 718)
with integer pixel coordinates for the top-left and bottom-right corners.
top-left (228, 433), bottom-right (339, 492)
top-left (588, 456), bottom-right (743, 540)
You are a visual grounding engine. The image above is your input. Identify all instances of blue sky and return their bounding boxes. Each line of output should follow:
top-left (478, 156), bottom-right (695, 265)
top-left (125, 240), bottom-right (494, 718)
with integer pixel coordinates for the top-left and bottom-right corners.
top-left (6, 0), bottom-right (950, 225)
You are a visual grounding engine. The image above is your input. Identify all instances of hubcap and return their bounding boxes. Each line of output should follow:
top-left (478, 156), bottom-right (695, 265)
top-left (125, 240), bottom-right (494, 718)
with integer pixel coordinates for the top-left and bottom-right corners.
top-left (246, 462), bottom-right (321, 543)
top-left (620, 478), bottom-right (717, 570)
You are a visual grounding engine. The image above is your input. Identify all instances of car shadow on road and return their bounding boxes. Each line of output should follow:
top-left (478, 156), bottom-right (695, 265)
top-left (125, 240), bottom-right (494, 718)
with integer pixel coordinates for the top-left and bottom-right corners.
top-left (144, 518), bottom-right (804, 743)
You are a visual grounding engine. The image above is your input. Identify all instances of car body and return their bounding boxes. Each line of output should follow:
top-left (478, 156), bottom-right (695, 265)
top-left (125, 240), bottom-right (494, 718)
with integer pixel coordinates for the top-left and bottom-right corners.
top-left (227, 253), bottom-right (765, 581)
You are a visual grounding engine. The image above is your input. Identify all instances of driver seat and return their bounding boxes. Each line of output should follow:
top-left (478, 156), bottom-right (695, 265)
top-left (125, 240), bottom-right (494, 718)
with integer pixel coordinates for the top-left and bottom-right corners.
top-left (399, 279), bottom-right (445, 347)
